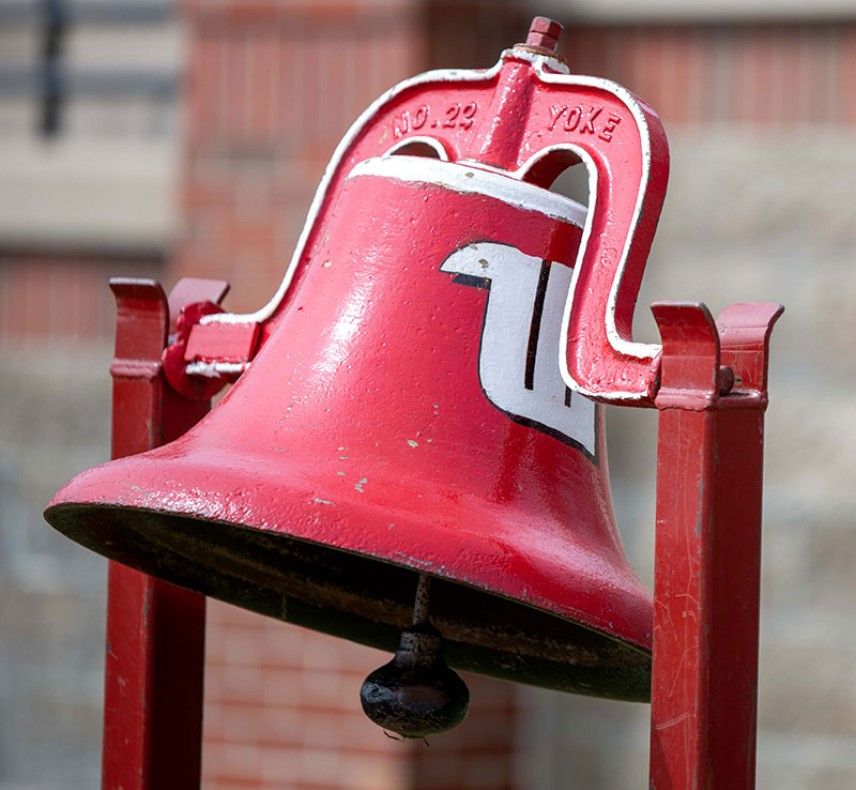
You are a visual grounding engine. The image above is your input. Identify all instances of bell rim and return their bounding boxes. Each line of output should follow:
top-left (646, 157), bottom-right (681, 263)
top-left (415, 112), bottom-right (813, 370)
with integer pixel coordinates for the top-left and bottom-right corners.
top-left (45, 498), bottom-right (652, 702)
top-left (45, 498), bottom-right (651, 652)
top-left (44, 447), bottom-right (652, 649)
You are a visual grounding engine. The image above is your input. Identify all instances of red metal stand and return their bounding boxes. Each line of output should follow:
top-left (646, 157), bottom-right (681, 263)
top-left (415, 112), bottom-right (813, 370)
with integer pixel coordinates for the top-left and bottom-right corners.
top-left (649, 302), bottom-right (782, 790)
top-left (98, 287), bottom-right (781, 790)
top-left (104, 277), bottom-right (228, 790)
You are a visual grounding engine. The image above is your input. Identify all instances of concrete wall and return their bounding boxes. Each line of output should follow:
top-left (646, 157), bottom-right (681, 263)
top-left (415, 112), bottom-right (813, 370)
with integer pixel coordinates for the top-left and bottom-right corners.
top-left (0, 347), bottom-right (110, 790)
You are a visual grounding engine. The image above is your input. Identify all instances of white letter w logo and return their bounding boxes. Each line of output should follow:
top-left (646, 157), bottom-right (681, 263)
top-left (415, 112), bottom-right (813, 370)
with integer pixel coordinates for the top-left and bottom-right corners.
top-left (441, 242), bottom-right (595, 456)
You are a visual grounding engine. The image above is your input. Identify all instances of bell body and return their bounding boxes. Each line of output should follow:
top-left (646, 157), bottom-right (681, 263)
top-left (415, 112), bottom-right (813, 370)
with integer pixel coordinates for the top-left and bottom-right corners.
top-left (46, 156), bottom-right (652, 700)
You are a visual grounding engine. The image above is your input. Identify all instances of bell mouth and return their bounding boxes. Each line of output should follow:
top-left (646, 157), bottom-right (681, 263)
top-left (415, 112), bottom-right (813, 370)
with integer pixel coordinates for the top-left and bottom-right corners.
top-left (45, 501), bottom-right (650, 702)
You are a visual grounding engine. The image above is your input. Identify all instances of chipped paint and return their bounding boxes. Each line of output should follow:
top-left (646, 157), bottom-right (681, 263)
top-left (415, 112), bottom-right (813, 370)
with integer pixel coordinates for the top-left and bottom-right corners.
top-left (186, 360), bottom-right (248, 378)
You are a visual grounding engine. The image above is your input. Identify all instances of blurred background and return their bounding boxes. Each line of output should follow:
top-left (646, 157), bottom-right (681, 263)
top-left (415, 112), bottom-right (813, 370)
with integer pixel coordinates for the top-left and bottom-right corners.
top-left (0, 0), bottom-right (854, 788)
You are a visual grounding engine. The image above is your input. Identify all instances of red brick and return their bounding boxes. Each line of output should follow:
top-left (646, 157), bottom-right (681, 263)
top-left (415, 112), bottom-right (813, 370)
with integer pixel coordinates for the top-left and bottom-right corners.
top-left (0, 253), bottom-right (164, 345)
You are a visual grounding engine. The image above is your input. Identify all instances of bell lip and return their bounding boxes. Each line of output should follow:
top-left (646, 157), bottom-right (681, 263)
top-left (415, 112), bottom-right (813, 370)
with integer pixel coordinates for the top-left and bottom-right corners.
top-left (45, 497), bottom-right (652, 701)
top-left (44, 449), bottom-right (652, 657)
top-left (45, 501), bottom-right (651, 657)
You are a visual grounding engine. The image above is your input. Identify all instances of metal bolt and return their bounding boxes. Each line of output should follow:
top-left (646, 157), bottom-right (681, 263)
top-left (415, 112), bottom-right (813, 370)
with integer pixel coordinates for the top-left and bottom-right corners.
top-left (718, 365), bottom-right (735, 396)
top-left (525, 16), bottom-right (563, 53)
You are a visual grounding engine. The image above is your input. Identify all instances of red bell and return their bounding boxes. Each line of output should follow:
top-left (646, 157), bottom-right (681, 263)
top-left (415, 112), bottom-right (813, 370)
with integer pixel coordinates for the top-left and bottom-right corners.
top-left (46, 20), bottom-right (670, 736)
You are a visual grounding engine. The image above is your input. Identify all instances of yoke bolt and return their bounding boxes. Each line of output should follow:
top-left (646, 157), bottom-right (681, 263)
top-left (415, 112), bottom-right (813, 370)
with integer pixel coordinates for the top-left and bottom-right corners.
top-left (525, 16), bottom-right (563, 53)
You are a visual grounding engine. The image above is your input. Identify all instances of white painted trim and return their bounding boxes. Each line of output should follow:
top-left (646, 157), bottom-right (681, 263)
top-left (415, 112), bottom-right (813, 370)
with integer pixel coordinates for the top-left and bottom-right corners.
top-left (458, 131), bottom-right (659, 399)
top-left (185, 360), bottom-right (248, 377)
top-left (201, 62), bottom-right (498, 328)
top-left (348, 156), bottom-right (587, 229)
top-left (506, 48), bottom-right (569, 75)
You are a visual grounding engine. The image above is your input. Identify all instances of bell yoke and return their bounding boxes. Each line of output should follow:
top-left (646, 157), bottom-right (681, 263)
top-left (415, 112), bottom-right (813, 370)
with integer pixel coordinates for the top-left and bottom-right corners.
top-left (45, 18), bottom-right (775, 750)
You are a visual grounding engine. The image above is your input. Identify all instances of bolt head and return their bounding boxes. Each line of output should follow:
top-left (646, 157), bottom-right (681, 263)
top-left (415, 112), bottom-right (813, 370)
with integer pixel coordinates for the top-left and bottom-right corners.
top-left (525, 16), bottom-right (563, 52)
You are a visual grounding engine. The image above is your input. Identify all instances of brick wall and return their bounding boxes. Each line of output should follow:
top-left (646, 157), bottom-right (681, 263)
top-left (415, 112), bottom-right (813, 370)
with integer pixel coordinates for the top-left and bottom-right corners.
top-left (203, 604), bottom-right (408, 790)
top-left (0, 251), bottom-right (164, 346)
top-left (0, 249), bottom-right (163, 789)
top-left (565, 23), bottom-right (856, 127)
top-left (203, 603), bottom-right (518, 790)
top-left (0, 6), bottom-right (176, 786)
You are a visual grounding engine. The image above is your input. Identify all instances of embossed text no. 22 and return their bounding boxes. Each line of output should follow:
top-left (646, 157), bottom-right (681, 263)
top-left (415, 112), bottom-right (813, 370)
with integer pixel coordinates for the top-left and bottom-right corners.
top-left (392, 102), bottom-right (479, 138)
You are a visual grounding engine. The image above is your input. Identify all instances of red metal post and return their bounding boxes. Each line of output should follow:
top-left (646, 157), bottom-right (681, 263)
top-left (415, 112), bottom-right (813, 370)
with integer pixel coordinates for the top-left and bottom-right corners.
top-left (649, 302), bottom-right (782, 789)
top-left (103, 277), bottom-right (228, 790)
